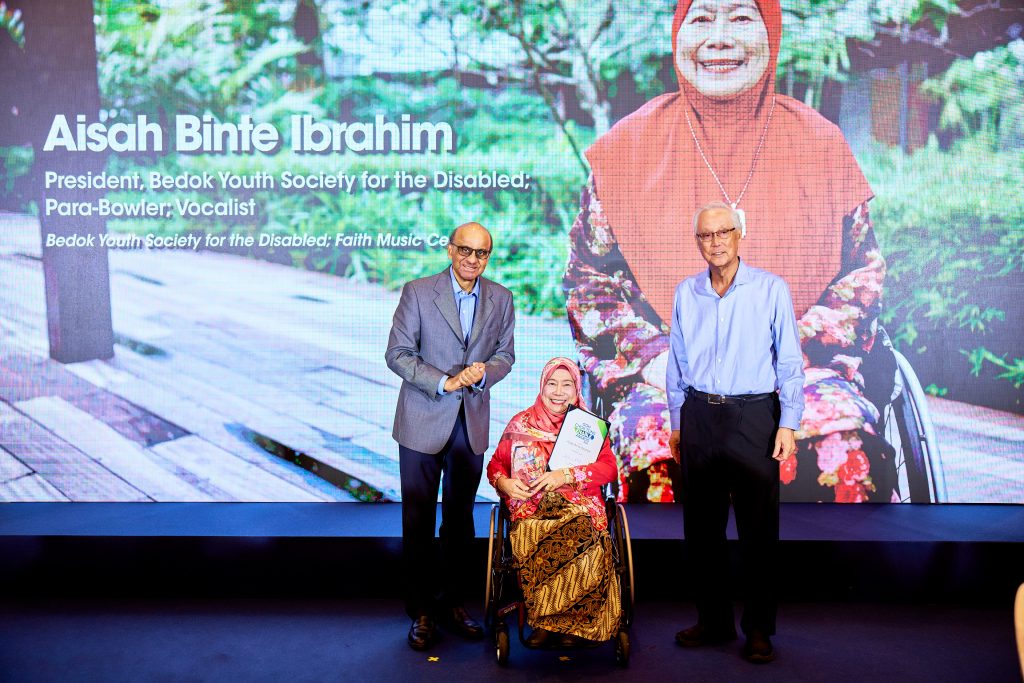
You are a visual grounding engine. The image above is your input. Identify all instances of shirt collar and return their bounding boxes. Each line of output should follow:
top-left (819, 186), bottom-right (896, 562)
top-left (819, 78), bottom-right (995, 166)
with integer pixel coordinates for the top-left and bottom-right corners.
top-left (734, 258), bottom-right (752, 285)
top-left (449, 266), bottom-right (480, 297)
top-left (700, 258), bottom-right (750, 296)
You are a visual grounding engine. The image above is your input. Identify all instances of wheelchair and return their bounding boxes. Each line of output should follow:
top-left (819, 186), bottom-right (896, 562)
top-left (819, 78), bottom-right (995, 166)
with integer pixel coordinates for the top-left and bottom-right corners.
top-left (483, 494), bottom-right (635, 666)
top-left (876, 328), bottom-right (947, 503)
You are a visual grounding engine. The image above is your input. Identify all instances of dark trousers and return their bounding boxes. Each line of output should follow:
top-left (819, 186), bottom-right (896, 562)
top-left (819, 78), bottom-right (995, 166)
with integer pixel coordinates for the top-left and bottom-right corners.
top-left (399, 408), bottom-right (483, 619)
top-left (679, 394), bottom-right (781, 636)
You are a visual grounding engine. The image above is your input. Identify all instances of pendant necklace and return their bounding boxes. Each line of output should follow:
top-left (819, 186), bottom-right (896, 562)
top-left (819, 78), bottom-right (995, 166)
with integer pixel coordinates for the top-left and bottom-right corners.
top-left (683, 96), bottom-right (776, 235)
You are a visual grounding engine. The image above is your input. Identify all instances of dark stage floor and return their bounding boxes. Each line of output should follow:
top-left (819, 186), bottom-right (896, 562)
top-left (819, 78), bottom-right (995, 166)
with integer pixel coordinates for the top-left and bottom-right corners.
top-left (0, 597), bottom-right (1018, 682)
top-left (2, 503), bottom-right (1021, 681)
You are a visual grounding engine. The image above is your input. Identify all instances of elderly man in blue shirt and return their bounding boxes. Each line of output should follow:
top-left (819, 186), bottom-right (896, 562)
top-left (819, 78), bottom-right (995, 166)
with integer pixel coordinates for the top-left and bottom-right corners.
top-left (667, 201), bottom-right (804, 664)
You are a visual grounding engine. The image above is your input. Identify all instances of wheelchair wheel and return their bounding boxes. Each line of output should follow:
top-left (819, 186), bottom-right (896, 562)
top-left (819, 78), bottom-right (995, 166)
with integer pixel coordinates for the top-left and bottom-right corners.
top-left (610, 502), bottom-right (635, 627)
top-left (889, 350), bottom-right (947, 503)
top-left (614, 630), bottom-right (630, 667)
top-left (484, 504), bottom-right (505, 628)
top-left (495, 623), bottom-right (510, 666)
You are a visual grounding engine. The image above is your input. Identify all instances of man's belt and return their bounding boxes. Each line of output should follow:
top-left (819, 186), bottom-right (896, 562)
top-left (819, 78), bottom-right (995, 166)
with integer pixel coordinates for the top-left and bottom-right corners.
top-left (686, 388), bottom-right (775, 405)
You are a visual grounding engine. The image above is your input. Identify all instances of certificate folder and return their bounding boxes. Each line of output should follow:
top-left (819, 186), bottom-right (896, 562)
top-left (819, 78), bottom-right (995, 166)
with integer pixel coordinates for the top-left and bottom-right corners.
top-left (548, 404), bottom-right (610, 470)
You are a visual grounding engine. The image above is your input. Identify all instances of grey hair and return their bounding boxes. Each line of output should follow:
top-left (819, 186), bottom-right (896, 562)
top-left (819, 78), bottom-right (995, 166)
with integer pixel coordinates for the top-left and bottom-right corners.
top-left (692, 201), bottom-right (742, 235)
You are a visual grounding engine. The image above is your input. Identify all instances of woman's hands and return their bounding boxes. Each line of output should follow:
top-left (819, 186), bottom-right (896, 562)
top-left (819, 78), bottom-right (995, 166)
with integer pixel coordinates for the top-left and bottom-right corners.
top-left (495, 469), bottom-right (573, 500)
top-left (495, 475), bottom-right (533, 500)
top-left (529, 470), bottom-right (571, 495)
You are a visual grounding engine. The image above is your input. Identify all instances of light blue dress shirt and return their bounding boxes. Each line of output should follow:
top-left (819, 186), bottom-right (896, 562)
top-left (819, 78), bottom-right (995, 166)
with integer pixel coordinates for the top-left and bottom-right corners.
top-left (437, 267), bottom-right (485, 395)
top-left (666, 259), bottom-right (805, 431)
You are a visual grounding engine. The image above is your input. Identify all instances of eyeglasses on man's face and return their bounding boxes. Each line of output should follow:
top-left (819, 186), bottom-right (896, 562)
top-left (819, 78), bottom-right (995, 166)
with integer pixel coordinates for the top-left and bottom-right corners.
top-left (695, 227), bottom-right (737, 244)
top-left (450, 243), bottom-right (491, 259)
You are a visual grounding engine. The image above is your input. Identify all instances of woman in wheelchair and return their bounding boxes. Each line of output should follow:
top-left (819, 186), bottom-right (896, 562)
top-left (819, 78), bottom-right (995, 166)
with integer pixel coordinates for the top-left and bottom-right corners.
top-left (486, 357), bottom-right (621, 648)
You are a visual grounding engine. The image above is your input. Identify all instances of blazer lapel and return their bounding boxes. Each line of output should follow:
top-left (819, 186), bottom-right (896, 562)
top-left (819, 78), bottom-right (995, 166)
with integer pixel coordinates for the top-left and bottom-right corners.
top-left (468, 278), bottom-right (491, 346)
top-left (433, 270), bottom-right (464, 342)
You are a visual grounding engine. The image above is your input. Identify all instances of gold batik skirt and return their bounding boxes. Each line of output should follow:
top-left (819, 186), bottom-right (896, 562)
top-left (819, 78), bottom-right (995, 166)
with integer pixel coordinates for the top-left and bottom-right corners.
top-left (509, 492), bottom-right (621, 641)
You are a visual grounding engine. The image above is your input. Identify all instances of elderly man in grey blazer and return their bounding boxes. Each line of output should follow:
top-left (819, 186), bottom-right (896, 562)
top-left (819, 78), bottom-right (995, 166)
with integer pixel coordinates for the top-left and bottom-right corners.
top-left (385, 221), bottom-right (515, 651)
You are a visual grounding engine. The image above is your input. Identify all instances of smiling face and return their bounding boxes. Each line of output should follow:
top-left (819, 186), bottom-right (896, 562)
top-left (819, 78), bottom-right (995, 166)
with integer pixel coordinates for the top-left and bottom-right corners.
top-left (540, 367), bottom-right (577, 414)
top-left (675, 0), bottom-right (770, 99)
top-left (447, 222), bottom-right (492, 290)
top-left (696, 207), bottom-right (741, 270)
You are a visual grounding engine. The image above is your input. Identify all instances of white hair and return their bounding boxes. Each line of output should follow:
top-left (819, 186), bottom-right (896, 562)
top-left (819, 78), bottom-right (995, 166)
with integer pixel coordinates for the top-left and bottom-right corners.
top-left (693, 201), bottom-right (744, 237)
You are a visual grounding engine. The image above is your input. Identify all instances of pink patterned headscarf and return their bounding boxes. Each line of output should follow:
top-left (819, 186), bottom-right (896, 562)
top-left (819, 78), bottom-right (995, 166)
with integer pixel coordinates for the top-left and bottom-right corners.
top-left (497, 357), bottom-right (588, 521)
top-left (497, 360), bottom-right (610, 532)
top-left (506, 357), bottom-right (585, 443)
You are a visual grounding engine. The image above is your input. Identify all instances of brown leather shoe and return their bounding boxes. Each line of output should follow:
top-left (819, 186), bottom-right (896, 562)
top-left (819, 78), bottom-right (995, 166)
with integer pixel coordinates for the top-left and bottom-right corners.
top-left (742, 630), bottom-right (776, 663)
top-left (407, 615), bottom-right (438, 651)
top-left (441, 606), bottom-right (484, 640)
top-left (675, 623), bottom-right (738, 647)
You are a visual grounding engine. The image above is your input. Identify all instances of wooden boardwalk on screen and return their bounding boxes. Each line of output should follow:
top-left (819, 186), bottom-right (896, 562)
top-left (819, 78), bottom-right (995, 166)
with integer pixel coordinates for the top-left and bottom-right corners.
top-left (0, 214), bottom-right (577, 502)
top-left (0, 213), bottom-right (1021, 503)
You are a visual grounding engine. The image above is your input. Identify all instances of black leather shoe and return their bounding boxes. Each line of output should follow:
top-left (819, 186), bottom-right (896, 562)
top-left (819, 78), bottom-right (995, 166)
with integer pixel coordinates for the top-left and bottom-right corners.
top-left (441, 606), bottom-right (484, 640)
top-left (675, 623), bottom-right (738, 647)
top-left (525, 627), bottom-right (553, 648)
top-left (558, 632), bottom-right (584, 648)
top-left (407, 615), bottom-right (438, 651)
top-left (742, 631), bottom-right (776, 663)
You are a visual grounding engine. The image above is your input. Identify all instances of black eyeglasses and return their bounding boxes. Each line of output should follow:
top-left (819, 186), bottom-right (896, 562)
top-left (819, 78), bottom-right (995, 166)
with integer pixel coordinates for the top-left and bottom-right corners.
top-left (450, 243), bottom-right (491, 259)
top-left (695, 227), bottom-right (737, 244)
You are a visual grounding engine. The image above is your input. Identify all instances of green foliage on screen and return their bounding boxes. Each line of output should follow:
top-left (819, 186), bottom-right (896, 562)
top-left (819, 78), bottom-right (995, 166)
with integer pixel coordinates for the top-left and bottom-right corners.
top-left (88, 0), bottom-right (1021, 400)
top-left (865, 134), bottom-right (1023, 395)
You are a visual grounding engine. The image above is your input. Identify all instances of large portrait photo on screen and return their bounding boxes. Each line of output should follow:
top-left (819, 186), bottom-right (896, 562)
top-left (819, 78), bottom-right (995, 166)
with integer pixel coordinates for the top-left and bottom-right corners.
top-left (0, 0), bottom-right (1021, 503)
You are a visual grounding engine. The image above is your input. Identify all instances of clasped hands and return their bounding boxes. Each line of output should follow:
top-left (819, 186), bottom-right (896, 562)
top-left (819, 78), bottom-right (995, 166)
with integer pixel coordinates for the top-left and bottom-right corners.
top-left (496, 469), bottom-right (570, 501)
top-left (443, 362), bottom-right (486, 393)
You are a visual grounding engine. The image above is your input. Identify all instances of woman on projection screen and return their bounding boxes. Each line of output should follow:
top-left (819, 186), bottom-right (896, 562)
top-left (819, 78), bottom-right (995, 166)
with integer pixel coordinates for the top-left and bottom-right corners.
top-left (564, 0), bottom-right (896, 504)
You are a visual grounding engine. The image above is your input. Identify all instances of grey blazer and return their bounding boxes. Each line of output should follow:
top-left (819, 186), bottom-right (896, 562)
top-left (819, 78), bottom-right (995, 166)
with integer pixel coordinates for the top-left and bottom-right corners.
top-left (385, 269), bottom-right (515, 454)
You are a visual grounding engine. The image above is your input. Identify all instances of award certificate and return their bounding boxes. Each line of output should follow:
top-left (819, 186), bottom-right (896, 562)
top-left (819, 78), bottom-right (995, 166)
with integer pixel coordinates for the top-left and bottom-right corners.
top-left (548, 405), bottom-right (610, 470)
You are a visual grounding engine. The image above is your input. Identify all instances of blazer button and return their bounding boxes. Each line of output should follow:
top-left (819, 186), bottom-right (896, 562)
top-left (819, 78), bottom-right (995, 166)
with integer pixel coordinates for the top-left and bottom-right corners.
top-left (456, 394), bottom-right (462, 401)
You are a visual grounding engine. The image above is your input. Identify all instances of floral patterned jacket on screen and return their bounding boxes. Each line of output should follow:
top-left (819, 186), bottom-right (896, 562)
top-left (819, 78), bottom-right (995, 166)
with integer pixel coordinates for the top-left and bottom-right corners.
top-left (563, 178), bottom-right (894, 503)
